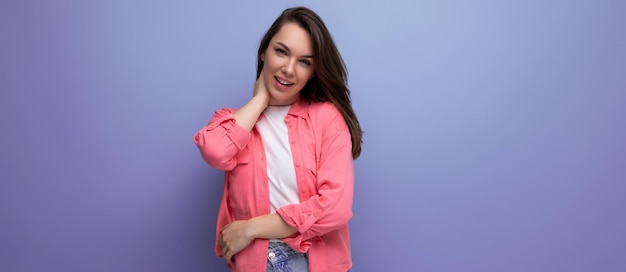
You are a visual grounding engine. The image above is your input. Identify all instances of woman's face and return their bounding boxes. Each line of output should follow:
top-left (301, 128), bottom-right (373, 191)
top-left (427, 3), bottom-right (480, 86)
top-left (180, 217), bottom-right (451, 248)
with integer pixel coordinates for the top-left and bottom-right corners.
top-left (261, 22), bottom-right (315, 106)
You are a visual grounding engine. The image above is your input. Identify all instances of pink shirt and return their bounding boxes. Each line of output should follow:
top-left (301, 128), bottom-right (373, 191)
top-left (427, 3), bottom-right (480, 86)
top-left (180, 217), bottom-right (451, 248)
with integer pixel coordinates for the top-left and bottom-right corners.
top-left (194, 98), bottom-right (354, 272)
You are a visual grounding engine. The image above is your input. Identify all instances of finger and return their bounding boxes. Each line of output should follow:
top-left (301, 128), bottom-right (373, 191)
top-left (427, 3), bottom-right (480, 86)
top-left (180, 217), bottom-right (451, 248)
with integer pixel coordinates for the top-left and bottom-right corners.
top-left (222, 246), bottom-right (228, 259)
top-left (225, 251), bottom-right (232, 264)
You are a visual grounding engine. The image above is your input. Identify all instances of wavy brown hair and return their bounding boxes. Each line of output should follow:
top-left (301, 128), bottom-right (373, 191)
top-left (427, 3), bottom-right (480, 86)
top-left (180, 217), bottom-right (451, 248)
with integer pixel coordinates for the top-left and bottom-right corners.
top-left (256, 7), bottom-right (363, 159)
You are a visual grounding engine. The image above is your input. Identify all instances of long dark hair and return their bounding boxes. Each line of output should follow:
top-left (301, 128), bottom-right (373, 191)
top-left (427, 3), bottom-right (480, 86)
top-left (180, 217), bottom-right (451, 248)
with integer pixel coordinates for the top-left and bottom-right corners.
top-left (256, 7), bottom-right (363, 159)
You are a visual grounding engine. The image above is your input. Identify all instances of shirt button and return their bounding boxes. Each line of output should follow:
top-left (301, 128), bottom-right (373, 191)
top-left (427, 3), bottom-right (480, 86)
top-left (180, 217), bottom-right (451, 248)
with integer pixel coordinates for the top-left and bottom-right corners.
top-left (268, 252), bottom-right (275, 258)
top-left (295, 163), bottom-right (301, 167)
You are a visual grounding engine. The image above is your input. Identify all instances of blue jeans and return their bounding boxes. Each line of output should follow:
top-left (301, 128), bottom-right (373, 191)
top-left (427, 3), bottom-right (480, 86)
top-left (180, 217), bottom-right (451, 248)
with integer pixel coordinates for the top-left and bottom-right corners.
top-left (266, 241), bottom-right (309, 272)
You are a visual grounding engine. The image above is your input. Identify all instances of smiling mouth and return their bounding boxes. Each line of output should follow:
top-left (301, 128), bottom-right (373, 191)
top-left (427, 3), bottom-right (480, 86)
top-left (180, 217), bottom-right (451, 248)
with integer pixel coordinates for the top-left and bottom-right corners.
top-left (275, 76), bottom-right (294, 86)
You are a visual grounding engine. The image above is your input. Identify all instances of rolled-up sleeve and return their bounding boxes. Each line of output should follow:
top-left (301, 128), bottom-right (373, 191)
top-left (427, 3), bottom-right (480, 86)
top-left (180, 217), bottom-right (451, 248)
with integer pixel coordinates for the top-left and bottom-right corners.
top-left (277, 104), bottom-right (354, 252)
top-left (193, 108), bottom-right (251, 171)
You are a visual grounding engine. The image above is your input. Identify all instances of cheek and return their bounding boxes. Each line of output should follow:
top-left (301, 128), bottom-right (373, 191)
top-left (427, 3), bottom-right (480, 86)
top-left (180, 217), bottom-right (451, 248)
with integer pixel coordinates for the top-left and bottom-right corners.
top-left (264, 56), bottom-right (283, 71)
top-left (298, 68), bottom-right (315, 82)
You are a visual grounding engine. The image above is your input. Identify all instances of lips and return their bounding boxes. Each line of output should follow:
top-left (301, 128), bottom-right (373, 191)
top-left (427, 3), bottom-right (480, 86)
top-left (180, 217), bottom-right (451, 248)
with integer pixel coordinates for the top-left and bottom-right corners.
top-left (275, 76), bottom-right (294, 86)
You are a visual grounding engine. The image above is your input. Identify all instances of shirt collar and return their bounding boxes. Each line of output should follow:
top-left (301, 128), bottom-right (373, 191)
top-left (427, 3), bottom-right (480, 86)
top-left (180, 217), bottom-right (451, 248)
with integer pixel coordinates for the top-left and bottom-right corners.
top-left (287, 97), bottom-right (309, 119)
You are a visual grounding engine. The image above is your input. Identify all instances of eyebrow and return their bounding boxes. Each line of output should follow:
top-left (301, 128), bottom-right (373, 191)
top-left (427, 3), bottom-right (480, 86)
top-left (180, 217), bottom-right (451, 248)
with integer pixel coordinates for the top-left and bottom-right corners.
top-left (277, 42), bottom-right (314, 59)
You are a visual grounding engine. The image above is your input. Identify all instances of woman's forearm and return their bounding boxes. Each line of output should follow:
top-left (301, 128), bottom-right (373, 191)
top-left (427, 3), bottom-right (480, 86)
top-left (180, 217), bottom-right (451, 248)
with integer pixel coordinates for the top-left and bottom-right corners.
top-left (247, 213), bottom-right (298, 239)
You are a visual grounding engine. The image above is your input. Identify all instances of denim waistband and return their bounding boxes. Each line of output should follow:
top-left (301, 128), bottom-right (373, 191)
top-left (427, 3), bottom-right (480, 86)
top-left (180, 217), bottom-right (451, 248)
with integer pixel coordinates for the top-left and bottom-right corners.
top-left (267, 241), bottom-right (308, 272)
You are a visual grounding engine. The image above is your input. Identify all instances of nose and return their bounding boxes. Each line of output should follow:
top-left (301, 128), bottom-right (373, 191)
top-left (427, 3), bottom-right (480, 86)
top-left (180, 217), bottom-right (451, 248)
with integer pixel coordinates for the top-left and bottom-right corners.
top-left (281, 58), bottom-right (297, 77)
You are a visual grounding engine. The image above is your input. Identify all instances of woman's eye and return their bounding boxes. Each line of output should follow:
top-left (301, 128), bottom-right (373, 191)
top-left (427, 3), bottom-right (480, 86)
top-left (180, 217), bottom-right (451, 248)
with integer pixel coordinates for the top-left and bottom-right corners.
top-left (299, 59), bottom-right (311, 66)
top-left (275, 48), bottom-right (286, 55)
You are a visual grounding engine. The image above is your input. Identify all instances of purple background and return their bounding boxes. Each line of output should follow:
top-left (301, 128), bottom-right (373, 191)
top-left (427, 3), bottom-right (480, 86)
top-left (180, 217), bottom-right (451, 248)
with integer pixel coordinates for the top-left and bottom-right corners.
top-left (1, 0), bottom-right (625, 271)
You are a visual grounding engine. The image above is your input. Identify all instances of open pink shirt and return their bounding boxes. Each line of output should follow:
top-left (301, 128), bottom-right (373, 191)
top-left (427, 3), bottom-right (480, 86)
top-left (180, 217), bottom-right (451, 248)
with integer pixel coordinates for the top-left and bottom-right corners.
top-left (194, 98), bottom-right (354, 272)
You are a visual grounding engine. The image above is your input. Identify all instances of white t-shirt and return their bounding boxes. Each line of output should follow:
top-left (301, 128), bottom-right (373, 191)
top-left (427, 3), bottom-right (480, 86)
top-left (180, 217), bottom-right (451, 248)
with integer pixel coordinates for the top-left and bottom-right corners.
top-left (256, 105), bottom-right (300, 213)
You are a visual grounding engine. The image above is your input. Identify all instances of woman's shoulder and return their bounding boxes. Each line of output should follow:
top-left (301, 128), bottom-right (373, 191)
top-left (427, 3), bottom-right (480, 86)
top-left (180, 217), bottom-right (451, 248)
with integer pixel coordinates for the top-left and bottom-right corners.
top-left (305, 100), bottom-right (341, 118)
top-left (303, 101), bottom-right (348, 133)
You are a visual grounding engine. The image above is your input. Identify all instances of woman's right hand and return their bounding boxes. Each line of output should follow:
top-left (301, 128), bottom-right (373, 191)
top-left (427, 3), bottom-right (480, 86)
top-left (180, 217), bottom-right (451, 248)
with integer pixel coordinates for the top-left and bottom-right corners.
top-left (253, 73), bottom-right (270, 107)
top-left (233, 72), bottom-right (271, 131)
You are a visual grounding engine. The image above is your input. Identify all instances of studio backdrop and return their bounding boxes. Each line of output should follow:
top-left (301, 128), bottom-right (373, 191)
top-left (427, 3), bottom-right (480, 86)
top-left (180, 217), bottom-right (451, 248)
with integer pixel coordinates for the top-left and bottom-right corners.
top-left (1, 0), bottom-right (624, 271)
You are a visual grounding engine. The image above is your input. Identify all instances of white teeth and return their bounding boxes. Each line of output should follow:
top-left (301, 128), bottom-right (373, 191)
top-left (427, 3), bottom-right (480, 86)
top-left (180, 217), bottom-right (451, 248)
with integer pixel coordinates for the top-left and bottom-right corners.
top-left (276, 77), bottom-right (292, 85)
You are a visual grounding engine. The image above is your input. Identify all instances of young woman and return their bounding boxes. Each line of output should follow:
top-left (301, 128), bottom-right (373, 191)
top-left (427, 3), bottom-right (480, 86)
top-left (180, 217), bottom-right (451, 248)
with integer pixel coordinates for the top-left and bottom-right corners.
top-left (194, 7), bottom-right (362, 271)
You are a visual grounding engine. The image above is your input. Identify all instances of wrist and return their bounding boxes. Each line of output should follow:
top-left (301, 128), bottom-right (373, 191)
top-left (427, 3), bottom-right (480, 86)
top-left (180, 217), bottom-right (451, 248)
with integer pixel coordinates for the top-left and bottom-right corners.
top-left (253, 91), bottom-right (270, 105)
top-left (251, 95), bottom-right (269, 111)
top-left (245, 218), bottom-right (259, 240)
